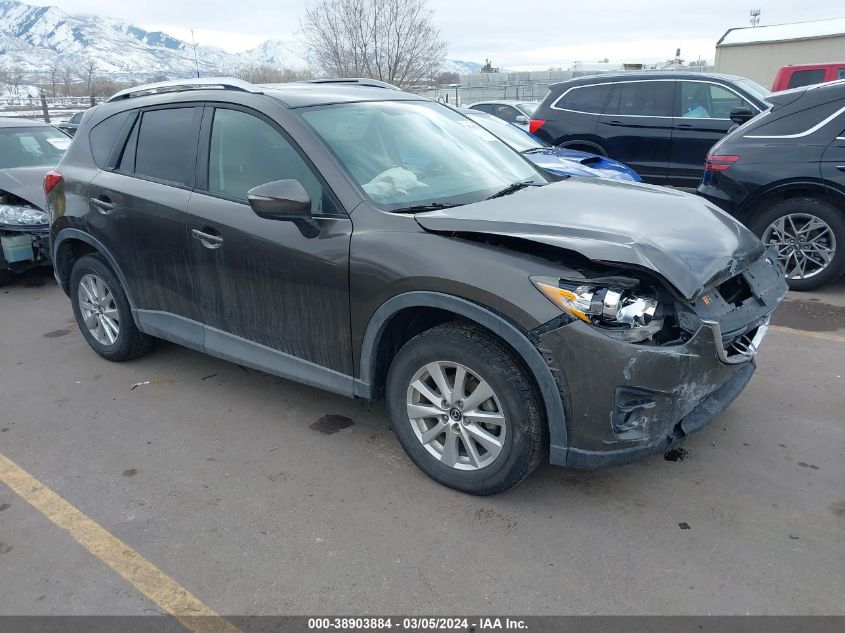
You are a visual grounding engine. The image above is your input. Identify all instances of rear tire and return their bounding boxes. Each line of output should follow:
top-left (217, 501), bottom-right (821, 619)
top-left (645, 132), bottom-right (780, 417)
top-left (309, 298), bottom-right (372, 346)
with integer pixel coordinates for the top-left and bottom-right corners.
top-left (386, 322), bottom-right (546, 495)
top-left (70, 254), bottom-right (153, 361)
top-left (750, 197), bottom-right (845, 291)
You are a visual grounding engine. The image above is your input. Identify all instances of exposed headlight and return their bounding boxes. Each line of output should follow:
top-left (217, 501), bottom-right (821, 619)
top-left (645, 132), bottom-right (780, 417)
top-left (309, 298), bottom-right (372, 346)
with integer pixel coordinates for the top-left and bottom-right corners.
top-left (0, 205), bottom-right (48, 226)
top-left (532, 276), bottom-right (659, 328)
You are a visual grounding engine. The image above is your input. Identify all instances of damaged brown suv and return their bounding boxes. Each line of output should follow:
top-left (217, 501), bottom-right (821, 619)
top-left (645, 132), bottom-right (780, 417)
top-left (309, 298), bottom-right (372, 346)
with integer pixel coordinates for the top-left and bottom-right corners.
top-left (47, 78), bottom-right (787, 495)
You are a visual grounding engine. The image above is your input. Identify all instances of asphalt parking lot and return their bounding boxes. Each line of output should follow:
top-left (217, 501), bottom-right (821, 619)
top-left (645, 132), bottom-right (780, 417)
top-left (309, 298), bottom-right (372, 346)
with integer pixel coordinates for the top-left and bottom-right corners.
top-left (1, 269), bottom-right (843, 617)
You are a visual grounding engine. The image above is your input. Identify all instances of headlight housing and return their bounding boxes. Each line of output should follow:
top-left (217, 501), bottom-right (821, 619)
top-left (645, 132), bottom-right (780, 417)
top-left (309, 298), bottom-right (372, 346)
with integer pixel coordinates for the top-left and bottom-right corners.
top-left (532, 275), bottom-right (663, 340)
top-left (0, 205), bottom-right (49, 227)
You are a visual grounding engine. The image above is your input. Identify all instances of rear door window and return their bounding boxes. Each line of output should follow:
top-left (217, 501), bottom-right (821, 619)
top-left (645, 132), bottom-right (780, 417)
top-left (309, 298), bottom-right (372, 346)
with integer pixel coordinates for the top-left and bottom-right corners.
top-left (554, 84), bottom-right (612, 113)
top-left (133, 107), bottom-right (200, 186)
top-left (470, 104), bottom-right (494, 114)
top-left (607, 81), bottom-right (674, 117)
top-left (787, 69), bottom-right (826, 89)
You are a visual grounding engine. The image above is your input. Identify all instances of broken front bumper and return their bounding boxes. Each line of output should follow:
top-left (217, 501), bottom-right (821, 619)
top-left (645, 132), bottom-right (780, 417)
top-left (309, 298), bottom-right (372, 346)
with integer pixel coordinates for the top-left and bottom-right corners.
top-left (540, 317), bottom-right (768, 469)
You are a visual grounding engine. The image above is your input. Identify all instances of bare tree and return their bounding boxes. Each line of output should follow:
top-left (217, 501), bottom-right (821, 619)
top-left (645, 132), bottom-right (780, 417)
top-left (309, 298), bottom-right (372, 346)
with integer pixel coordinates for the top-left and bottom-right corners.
top-left (435, 71), bottom-right (459, 84)
top-left (48, 62), bottom-right (60, 96)
top-left (83, 58), bottom-right (97, 100)
top-left (8, 66), bottom-right (24, 95)
top-left (230, 63), bottom-right (313, 84)
top-left (61, 65), bottom-right (73, 96)
top-left (301, 0), bottom-right (446, 90)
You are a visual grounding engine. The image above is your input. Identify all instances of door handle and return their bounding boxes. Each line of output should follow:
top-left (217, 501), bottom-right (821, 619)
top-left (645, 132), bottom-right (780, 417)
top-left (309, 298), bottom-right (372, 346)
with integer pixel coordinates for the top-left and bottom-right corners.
top-left (191, 228), bottom-right (224, 249)
top-left (90, 196), bottom-right (114, 214)
top-left (605, 120), bottom-right (622, 126)
top-left (675, 123), bottom-right (695, 130)
top-left (836, 165), bottom-right (845, 172)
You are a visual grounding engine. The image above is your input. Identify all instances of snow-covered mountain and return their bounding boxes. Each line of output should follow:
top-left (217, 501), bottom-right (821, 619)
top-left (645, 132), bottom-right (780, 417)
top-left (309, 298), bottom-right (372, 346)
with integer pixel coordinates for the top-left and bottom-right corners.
top-left (0, 1), bottom-right (479, 82)
top-left (440, 60), bottom-right (483, 75)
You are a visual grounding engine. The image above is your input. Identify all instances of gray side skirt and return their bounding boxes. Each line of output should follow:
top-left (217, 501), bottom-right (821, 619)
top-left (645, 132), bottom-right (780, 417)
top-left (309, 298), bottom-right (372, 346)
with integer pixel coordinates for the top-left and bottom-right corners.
top-left (135, 310), bottom-right (359, 398)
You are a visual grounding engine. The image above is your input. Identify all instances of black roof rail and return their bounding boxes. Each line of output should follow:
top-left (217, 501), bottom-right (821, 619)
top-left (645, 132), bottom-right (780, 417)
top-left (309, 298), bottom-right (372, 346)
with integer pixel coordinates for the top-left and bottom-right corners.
top-left (107, 77), bottom-right (261, 103)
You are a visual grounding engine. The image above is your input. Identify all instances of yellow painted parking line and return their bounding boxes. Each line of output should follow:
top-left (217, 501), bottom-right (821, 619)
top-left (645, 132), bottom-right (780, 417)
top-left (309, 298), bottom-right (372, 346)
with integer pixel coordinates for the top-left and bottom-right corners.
top-left (770, 325), bottom-right (845, 344)
top-left (0, 453), bottom-right (240, 633)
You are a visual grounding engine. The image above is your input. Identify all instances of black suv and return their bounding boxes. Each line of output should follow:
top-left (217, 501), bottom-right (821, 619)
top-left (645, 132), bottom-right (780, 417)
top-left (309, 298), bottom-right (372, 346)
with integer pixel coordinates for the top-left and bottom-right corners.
top-left (698, 79), bottom-right (845, 290)
top-left (47, 78), bottom-right (786, 495)
top-left (530, 72), bottom-right (770, 186)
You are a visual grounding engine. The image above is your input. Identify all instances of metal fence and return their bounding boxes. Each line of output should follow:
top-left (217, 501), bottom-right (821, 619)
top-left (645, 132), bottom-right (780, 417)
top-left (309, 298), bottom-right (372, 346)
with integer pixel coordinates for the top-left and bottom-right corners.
top-left (411, 67), bottom-right (716, 106)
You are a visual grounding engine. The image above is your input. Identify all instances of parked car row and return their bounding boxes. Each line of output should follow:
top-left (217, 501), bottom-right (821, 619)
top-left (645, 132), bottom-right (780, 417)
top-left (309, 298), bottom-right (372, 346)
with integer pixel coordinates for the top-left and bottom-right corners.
top-left (698, 79), bottom-right (845, 290)
top-left (528, 71), bottom-right (770, 187)
top-left (41, 77), bottom-right (788, 495)
top-left (0, 117), bottom-right (70, 285)
top-left (526, 72), bottom-right (845, 290)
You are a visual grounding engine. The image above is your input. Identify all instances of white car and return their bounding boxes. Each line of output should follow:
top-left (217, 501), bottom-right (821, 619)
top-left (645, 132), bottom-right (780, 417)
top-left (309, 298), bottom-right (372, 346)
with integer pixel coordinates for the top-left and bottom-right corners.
top-left (466, 100), bottom-right (539, 130)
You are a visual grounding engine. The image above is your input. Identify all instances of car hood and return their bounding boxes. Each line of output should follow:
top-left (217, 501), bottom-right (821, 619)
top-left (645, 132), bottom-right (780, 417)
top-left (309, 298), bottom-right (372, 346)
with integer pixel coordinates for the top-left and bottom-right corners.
top-left (414, 179), bottom-right (765, 299)
top-left (0, 166), bottom-right (51, 211)
top-left (526, 148), bottom-right (639, 181)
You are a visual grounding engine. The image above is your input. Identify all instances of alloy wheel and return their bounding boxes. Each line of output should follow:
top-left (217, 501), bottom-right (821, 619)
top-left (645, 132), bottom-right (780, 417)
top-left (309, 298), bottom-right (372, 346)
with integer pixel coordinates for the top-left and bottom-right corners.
top-left (77, 273), bottom-right (120, 346)
top-left (762, 213), bottom-right (837, 280)
top-left (405, 361), bottom-right (506, 471)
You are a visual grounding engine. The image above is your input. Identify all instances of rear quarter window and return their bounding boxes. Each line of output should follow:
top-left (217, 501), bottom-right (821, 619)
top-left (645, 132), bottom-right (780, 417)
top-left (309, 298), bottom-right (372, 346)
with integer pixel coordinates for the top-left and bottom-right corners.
top-left (553, 84), bottom-right (612, 113)
top-left (89, 110), bottom-right (134, 169)
top-left (746, 100), bottom-right (845, 138)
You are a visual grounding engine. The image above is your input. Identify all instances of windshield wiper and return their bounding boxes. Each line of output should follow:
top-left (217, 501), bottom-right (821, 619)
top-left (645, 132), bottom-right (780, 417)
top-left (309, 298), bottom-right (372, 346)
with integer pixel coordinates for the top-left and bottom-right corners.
top-left (521, 147), bottom-right (549, 154)
top-left (391, 202), bottom-right (461, 214)
top-left (486, 180), bottom-right (540, 200)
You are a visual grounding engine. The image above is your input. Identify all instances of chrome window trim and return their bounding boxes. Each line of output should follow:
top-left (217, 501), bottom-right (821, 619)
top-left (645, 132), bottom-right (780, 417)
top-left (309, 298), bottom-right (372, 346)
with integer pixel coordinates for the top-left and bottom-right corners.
top-left (549, 78), bottom-right (761, 120)
top-left (745, 105), bottom-right (845, 139)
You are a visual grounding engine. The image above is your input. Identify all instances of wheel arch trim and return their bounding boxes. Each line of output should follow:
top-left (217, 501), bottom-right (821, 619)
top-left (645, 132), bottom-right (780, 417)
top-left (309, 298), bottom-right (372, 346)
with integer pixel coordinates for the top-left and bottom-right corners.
top-left (358, 291), bottom-right (569, 462)
top-left (52, 228), bottom-right (141, 327)
top-left (557, 139), bottom-right (607, 155)
top-left (740, 179), bottom-right (845, 220)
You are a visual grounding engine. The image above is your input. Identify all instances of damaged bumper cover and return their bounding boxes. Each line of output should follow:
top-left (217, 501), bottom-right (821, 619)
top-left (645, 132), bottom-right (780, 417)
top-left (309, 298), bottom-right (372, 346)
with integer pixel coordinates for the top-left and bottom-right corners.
top-left (538, 250), bottom-right (786, 469)
top-left (540, 320), bottom-right (759, 468)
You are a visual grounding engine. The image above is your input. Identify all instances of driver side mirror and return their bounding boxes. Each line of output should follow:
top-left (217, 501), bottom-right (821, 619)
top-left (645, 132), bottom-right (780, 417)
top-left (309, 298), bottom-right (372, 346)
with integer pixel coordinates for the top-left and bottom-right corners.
top-left (729, 107), bottom-right (755, 126)
top-left (247, 179), bottom-right (320, 238)
top-left (247, 179), bottom-right (311, 219)
top-left (514, 115), bottom-right (528, 124)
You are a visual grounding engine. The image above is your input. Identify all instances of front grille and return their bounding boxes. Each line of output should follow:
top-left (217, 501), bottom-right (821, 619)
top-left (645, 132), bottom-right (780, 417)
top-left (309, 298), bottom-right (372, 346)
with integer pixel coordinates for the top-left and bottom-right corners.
top-left (709, 318), bottom-right (770, 365)
top-left (725, 326), bottom-right (762, 359)
top-left (717, 274), bottom-right (753, 306)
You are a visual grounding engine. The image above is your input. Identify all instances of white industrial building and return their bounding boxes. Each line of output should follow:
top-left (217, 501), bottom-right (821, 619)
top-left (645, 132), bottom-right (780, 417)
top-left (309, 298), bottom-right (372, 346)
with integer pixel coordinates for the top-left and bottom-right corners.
top-left (715, 17), bottom-right (845, 88)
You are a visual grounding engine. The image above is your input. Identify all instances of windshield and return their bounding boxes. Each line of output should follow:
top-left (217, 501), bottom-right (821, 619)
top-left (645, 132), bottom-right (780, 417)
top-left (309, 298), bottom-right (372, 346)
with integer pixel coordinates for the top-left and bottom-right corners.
top-left (734, 78), bottom-right (771, 104)
top-left (0, 126), bottom-right (70, 169)
top-left (301, 101), bottom-right (543, 210)
top-left (465, 111), bottom-right (546, 153)
top-left (518, 103), bottom-right (538, 115)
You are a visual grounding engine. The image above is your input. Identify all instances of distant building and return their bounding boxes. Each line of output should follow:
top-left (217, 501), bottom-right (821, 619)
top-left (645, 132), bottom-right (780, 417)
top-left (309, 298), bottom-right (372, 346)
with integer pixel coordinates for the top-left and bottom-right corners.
top-left (715, 17), bottom-right (845, 88)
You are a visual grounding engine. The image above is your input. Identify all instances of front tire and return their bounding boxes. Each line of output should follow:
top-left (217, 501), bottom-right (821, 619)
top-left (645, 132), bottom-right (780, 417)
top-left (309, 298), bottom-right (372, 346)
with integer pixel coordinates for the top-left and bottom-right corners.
top-left (750, 197), bottom-right (845, 291)
top-left (386, 323), bottom-right (546, 495)
top-left (70, 254), bottom-right (153, 361)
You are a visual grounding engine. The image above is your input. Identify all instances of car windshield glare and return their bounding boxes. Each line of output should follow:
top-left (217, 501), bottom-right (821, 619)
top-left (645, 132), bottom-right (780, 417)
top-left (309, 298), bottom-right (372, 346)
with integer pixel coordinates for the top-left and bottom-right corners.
top-left (518, 103), bottom-right (538, 115)
top-left (466, 112), bottom-right (546, 153)
top-left (0, 127), bottom-right (70, 169)
top-left (301, 101), bottom-right (543, 210)
top-left (735, 78), bottom-right (771, 104)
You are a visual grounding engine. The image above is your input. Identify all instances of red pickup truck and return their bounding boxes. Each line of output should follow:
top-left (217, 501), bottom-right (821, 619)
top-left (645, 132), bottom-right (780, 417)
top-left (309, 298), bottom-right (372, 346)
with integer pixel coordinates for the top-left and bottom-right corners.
top-left (772, 63), bottom-right (845, 91)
